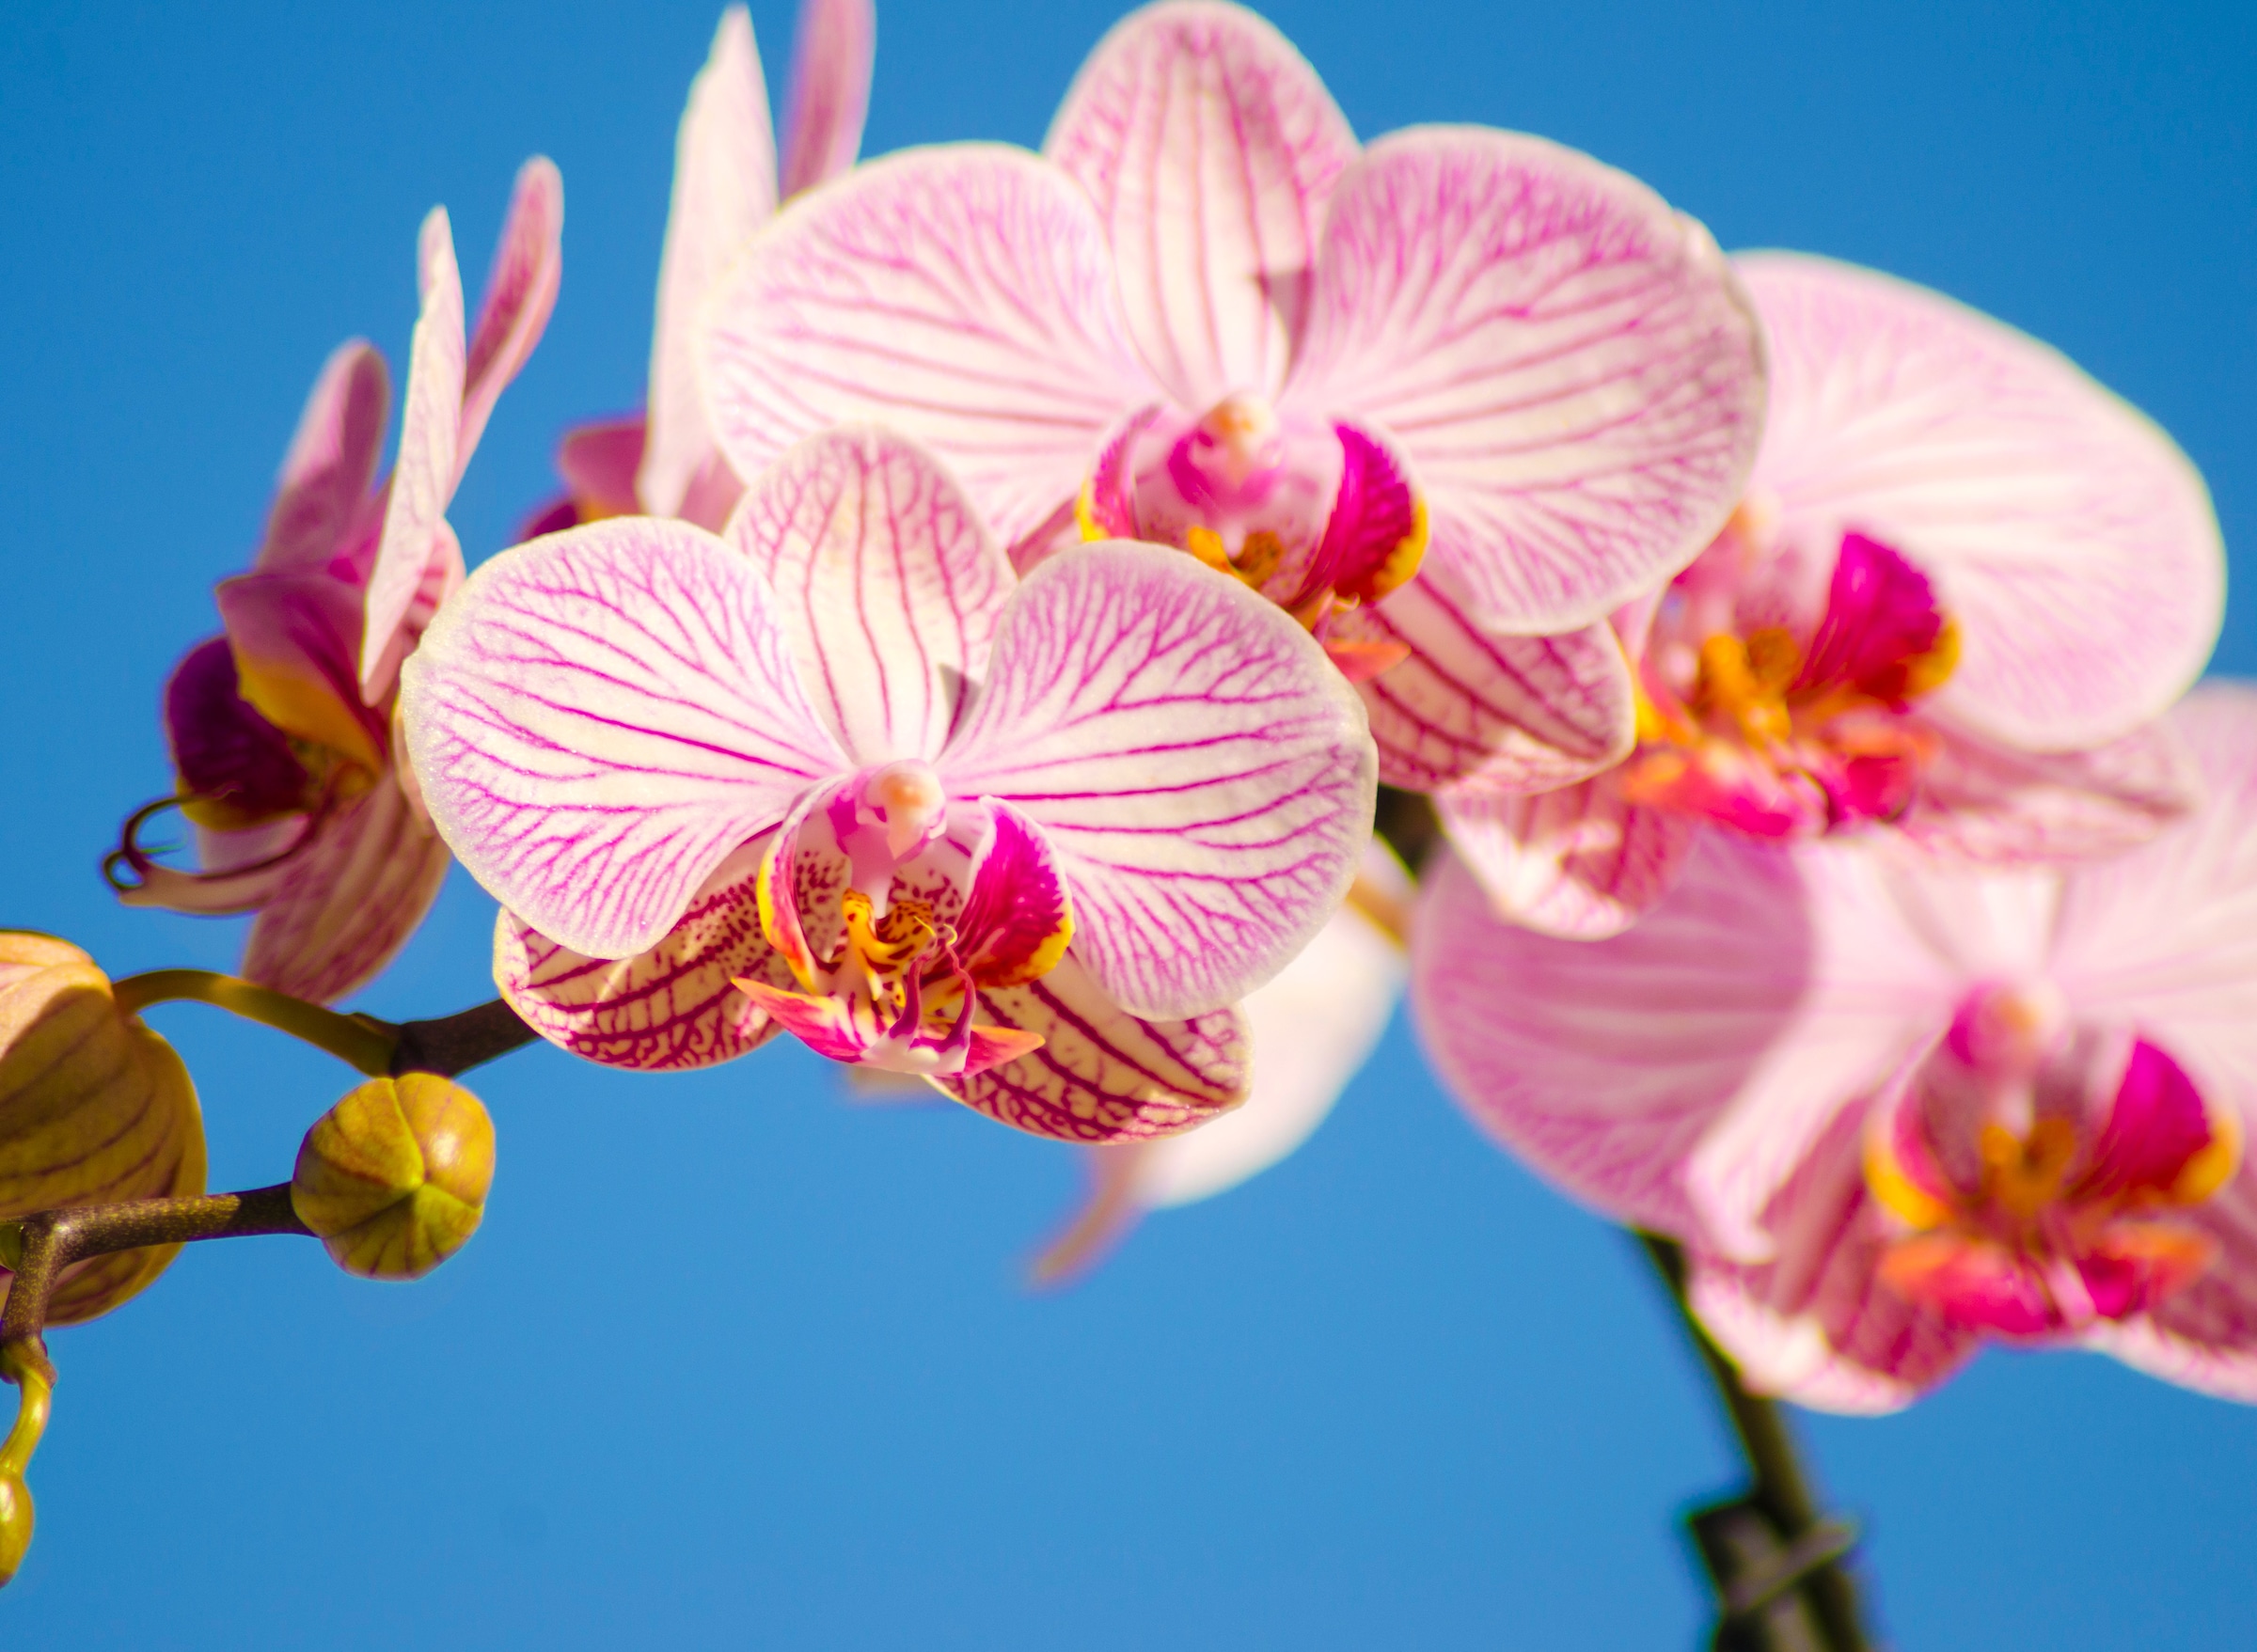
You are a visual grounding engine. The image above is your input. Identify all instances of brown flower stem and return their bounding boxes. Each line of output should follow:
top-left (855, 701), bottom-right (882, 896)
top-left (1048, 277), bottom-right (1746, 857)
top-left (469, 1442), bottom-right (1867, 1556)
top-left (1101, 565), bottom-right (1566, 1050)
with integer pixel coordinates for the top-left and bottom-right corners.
top-left (1637, 1232), bottom-right (1874, 1651)
top-left (374, 999), bottom-right (541, 1078)
top-left (0, 1187), bottom-right (310, 1388)
top-left (112, 970), bottom-right (397, 1075)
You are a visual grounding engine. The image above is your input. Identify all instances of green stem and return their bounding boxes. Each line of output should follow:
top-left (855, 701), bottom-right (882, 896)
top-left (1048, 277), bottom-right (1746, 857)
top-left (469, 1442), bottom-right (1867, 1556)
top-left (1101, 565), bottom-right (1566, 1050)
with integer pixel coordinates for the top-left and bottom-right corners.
top-left (1637, 1232), bottom-right (1872, 1651)
top-left (111, 970), bottom-right (396, 1075)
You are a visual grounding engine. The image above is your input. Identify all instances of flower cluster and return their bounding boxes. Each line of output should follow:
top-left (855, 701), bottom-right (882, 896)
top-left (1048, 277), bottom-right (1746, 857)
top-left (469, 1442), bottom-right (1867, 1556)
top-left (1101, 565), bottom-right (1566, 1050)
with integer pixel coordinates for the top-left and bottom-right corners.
top-left (2, 0), bottom-right (2245, 1593)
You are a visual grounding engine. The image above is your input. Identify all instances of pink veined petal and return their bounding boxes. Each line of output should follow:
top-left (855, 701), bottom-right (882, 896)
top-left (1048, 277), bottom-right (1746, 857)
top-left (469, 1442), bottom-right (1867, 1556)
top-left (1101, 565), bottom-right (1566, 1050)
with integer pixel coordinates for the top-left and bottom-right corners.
top-left (1137, 856), bottom-right (1405, 1206)
top-left (214, 566), bottom-right (389, 777)
top-left (399, 516), bottom-right (846, 960)
top-left (558, 416), bottom-right (649, 517)
top-left (2049, 683), bottom-right (2257, 1118)
top-left (721, 426), bottom-right (1016, 764)
top-left (934, 952), bottom-right (1249, 1141)
top-left (941, 542), bottom-right (1377, 1020)
top-left (257, 341), bottom-right (390, 572)
top-left (1438, 776), bottom-right (1696, 940)
top-left (1286, 127), bottom-right (1765, 633)
top-left (1412, 841), bottom-right (1819, 1239)
top-left (1683, 1107), bottom-right (1979, 1413)
top-left (2085, 1159), bottom-right (2257, 1403)
top-left (1337, 570), bottom-right (1636, 794)
top-left (239, 771), bottom-right (451, 1004)
top-left (777, 0), bottom-right (875, 198)
top-left (956, 798), bottom-right (1076, 987)
top-left (360, 519), bottom-right (466, 721)
top-left (701, 144), bottom-right (1155, 549)
top-left (641, 7), bottom-right (779, 521)
top-left (497, 840), bottom-right (795, 1071)
top-left (1903, 713), bottom-right (2200, 866)
top-left (458, 155), bottom-right (564, 477)
top-left (1738, 253), bottom-right (2224, 751)
top-left (1043, 0), bottom-right (1358, 408)
top-left (360, 207), bottom-right (467, 699)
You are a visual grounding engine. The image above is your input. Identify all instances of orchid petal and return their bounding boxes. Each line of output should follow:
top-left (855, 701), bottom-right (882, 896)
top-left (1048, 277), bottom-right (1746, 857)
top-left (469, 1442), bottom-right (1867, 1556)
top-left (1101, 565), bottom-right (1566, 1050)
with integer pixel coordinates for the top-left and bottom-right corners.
top-left (934, 952), bottom-right (1248, 1141)
top-left (239, 774), bottom-right (451, 1004)
top-left (701, 145), bottom-right (1154, 549)
top-left (2087, 1161), bottom-right (2257, 1403)
top-left (1138, 852), bottom-right (1406, 1206)
top-left (1683, 1109), bottom-right (1978, 1412)
top-left (163, 637), bottom-right (312, 828)
top-left (214, 566), bottom-right (388, 776)
top-left (459, 155), bottom-right (564, 475)
top-left (1738, 253), bottom-right (2223, 750)
top-left (641, 7), bottom-right (778, 521)
top-left (497, 841), bottom-right (795, 1070)
top-left (557, 416), bottom-right (648, 518)
top-left (721, 426), bottom-right (1015, 764)
top-left (111, 805), bottom-right (319, 916)
top-left (400, 516), bottom-right (845, 960)
top-left (1905, 715), bottom-right (2200, 865)
top-left (778, 0), bottom-right (875, 197)
top-left (1340, 570), bottom-right (1635, 794)
top-left (956, 798), bottom-right (1076, 988)
top-left (1438, 777), bottom-right (1695, 940)
top-left (1286, 127), bottom-right (1764, 633)
top-left (942, 542), bottom-right (1377, 1020)
top-left (2049, 684), bottom-right (2257, 1114)
top-left (1043, 0), bottom-right (1357, 408)
top-left (360, 207), bottom-right (466, 698)
top-left (359, 519), bottom-right (466, 724)
top-left (257, 341), bottom-right (389, 572)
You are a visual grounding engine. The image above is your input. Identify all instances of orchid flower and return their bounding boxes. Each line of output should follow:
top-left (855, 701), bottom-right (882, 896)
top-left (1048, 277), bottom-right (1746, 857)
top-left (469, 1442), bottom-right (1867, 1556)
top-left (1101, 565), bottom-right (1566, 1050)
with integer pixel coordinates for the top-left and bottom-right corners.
top-left (524, 0), bottom-right (874, 537)
top-left (106, 161), bottom-right (563, 1004)
top-left (697, 0), bottom-right (1764, 803)
top-left (1414, 682), bottom-right (2257, 1410)
top-left (1444, 253), bottom-right (2225, 939)
top-left (1032, 841), bottom-right (1408, 1281)
top-left (400, 427), bottom-right (1378, 1141)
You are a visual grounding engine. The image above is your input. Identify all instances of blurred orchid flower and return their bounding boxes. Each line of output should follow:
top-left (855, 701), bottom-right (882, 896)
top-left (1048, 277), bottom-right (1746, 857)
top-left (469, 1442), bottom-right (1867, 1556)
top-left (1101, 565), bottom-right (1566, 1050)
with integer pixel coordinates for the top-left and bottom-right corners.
top-left (1444, 254), bottom-right (2224, 939)
top-left (401, 427), bottom-right (1378, 1141)
top-left (524, 0), bottom-right (875, 537)
top-left (1414, 682), bottom-right (2257, 1410)
top-left (1033, 841), bottom-right (1410, 1282)
top-left (107, 161), bottom-right (563, 1003)
top-left (699, 0), bottom-right (1764, 800)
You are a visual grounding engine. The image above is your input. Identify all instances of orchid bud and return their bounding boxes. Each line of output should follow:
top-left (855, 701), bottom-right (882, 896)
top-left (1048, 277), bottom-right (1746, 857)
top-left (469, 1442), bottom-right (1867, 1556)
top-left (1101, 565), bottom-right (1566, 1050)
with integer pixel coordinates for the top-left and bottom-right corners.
top-left (292, 1074), bottom-right (494, 1280)
top-left (0, 934), bottom-right (207, 1324)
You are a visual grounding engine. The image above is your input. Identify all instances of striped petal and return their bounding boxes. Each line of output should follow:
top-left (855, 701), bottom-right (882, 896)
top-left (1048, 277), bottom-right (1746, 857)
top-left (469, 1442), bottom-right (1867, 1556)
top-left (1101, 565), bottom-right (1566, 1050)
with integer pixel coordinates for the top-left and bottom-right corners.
top-left (1286, 127), bottom-right (1764, 633)
top-left (497, 841), bottom-right (796, 1070)
top-left (642, 7), bottom-right (777, 521)
top-left (1904, 715), bottom-right (2200, 865)
top-left (240, 772), bottom-right (451, 1004)
top-left (1738, 253), bottom-right (2223, 752)
top-left (1337, 570), bottom-right (1636, 794)
top-left (942, 542), bottom-right (1377, 1020)
top-left (1438, 776), bottom-right (1696, 939)
top-left (360, 206), bottom-right (466, 698)
top-left (778, 0), bottom-right (875, 198)
top-left (933, 952), bottom-right (1248, 1141)
top-left (400, 516), bottom-right (845, 960)
top-left (1044, 0), bottom-right (1357, 408)
top-left (721, 427), bottom-right (1016, 764)
top-left (2087, 1159), bottom-right (2257, 1403)
top-left (257, 340), bottom-right (389, 572)
top-left (459, 155), bottom-right (564, 474)
top-left (702, 145), bottom-right (1155, 550)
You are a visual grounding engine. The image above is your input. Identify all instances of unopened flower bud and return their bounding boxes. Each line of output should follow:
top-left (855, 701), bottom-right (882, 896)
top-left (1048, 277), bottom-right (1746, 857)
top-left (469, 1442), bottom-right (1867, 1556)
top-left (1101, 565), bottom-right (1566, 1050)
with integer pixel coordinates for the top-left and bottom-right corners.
top-left (0, 934), bottom-right (207, 1324)
top-left (292, 1074), bottom-right (494, 1280)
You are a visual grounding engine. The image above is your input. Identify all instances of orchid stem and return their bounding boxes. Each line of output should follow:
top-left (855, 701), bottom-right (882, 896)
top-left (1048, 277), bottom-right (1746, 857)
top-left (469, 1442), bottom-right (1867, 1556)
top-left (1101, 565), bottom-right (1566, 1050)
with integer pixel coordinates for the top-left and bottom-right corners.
top-left (1636, 1232), bottom-right (1873, 1651)
top-left (112, 970), bottom-right (396, 1076)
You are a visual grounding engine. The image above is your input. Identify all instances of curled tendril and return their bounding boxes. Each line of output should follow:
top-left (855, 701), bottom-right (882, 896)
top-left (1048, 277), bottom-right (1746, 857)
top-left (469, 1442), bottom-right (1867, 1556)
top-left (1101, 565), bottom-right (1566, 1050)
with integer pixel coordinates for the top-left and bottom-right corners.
top-left (102, 783), bottom-right (341, 905)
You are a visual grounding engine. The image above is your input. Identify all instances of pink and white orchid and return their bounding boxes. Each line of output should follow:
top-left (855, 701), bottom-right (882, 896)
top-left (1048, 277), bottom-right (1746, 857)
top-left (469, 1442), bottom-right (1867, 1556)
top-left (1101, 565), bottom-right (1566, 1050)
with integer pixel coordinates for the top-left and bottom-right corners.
top-left (1414, 682), bottom-right (2257, 1410)
top-left (401, 427), bottom-right (1378, 1141)
top-left (1033, 841), bottom-right (1408, 1280)
top-left (524, 0), bottom-right (874, 537)
top-left (1445, 253), bottom-right (2224, 939)
top-left (698, 0), bottom-right (1764, 800)
top-left (109, 160), bottom-right (563, 1003)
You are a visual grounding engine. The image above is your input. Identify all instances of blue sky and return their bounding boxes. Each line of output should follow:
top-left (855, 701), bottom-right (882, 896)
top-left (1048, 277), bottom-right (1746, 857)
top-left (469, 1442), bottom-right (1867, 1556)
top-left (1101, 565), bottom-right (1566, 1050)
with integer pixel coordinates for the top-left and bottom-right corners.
top-left (1, 0), bottom-right (2251, 1644)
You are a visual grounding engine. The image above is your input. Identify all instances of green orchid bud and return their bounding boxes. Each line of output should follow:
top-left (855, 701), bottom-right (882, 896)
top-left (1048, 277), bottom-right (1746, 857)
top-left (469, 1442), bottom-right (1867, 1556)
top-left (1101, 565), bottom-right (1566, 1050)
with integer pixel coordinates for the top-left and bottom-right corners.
top-left (0, 934), bottom-right (207, 1324)
top-left (292, 1074), bottom-right (495, 1280)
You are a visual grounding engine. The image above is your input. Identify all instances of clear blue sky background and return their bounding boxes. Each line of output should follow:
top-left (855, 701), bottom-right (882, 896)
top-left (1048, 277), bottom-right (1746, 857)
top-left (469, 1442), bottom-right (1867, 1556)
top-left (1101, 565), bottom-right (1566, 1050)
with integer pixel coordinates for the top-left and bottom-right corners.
top-left (2, 0), bottom-right (2252, 1644)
